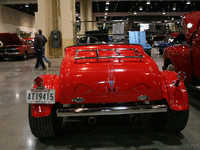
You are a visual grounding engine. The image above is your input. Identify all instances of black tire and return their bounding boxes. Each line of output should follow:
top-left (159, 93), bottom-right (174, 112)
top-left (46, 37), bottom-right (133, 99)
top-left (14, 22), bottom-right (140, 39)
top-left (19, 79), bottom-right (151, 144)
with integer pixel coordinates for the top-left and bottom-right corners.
top-left (28, 104), bottom-right (62, 138)
top-left (153, 107), bottom-right (189, 133)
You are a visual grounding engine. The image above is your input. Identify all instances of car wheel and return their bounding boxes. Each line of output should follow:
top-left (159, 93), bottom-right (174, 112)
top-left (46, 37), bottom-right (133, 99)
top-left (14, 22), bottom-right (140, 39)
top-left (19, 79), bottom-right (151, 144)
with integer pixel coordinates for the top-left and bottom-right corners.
top-left (28, 104), bottom-right (62, 138)
top-left (166, 63), bottom-right (175, 71)
top-left (153, 107), bottom-right (189, 133)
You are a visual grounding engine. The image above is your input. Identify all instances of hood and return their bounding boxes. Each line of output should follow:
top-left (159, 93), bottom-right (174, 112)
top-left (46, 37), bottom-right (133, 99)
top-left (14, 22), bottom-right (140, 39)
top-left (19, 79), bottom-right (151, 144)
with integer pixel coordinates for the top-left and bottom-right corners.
top-left (183, 11), bottom-right (200, 44)
top-left (0, 33), bottom-right (23, 46)
top-left (60, 45), bottom-right (163, 104)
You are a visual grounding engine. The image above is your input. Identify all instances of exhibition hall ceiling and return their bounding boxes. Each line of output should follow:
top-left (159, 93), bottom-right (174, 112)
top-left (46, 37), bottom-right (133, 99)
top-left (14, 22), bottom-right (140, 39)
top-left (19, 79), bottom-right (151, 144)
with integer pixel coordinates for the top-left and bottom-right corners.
top-left (1, 0), bottom-right (200, 20)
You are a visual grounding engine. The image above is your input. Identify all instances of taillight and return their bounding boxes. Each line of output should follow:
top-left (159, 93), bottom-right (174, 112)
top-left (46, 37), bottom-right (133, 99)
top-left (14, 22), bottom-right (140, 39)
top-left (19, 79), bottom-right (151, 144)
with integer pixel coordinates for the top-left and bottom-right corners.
top-left (34, 77), bottom-right (43, 87)
top-left (177, 71), bottom-right (186, 81)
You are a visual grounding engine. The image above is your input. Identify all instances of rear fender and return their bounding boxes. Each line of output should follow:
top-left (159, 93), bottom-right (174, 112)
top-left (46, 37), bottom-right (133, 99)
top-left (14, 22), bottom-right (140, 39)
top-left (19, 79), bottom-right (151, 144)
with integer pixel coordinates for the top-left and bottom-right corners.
top-left (31, 74), bottom-right (60, 117)
top-left (161, 71), bottom-right (189, 111)
top-left (164, 45), bottom-right (192, 83)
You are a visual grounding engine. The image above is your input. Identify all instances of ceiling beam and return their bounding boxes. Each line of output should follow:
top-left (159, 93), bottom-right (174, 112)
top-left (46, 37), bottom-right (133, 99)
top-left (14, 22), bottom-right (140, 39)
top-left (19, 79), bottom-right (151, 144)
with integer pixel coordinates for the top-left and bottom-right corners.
top-left (0, 0), bottom-right (37, 4)
top-left (94, 12), bottom-right (187, 17)
top-left (92, 0), bottom-right (199, 1)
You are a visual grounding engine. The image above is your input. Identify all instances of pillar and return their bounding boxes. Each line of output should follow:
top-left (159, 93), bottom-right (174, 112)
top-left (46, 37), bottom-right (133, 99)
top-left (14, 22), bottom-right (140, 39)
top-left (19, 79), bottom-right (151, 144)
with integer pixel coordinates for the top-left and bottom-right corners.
top-left (79, 0), bottom-right (93, 35)
top-left (0, 5), bottom-right (2, 32)
top-left (85, 0), bottom-right (93, 31)
top-left (60, 0), bottom-right (76, 53)
top-left (35, 0), bottom-right (75, 58)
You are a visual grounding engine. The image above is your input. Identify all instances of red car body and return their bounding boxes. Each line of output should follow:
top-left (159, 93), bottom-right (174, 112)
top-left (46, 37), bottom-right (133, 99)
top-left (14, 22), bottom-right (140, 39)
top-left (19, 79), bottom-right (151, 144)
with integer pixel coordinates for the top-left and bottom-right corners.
top-left (164, 11), bottom-right (200, 83)
top-left (27, 43), bottom-right (189, 138)
top-left (0, 33), bottom-right (35, 60)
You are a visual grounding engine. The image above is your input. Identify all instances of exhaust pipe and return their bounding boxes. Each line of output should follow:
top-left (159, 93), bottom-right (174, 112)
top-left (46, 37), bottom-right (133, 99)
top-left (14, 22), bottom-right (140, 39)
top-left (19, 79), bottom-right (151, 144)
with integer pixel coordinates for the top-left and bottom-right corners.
top-left (88, 117), bottom-right (96, 125)
top-left (129, 115), bottom-right (137, 123)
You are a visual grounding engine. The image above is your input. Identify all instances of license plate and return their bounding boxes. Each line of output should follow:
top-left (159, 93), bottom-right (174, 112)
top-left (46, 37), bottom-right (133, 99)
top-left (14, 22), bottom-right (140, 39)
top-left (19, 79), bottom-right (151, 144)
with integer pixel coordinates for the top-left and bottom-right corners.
top-left (26, 89), bottom-right (55, 104)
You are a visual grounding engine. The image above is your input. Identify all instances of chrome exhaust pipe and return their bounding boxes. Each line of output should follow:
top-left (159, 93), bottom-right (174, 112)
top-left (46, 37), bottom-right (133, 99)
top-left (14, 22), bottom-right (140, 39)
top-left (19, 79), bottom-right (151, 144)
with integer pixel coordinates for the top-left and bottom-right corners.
top-left (129, 115), bottom-right (137, 123)
top-left (88, 117), bottom-right (96, 125)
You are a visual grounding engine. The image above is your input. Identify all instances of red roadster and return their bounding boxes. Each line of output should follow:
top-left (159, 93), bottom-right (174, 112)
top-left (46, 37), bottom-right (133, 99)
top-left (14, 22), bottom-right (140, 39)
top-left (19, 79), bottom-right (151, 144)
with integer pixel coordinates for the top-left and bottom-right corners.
top-left (26, 43), bottom-right (189, 138)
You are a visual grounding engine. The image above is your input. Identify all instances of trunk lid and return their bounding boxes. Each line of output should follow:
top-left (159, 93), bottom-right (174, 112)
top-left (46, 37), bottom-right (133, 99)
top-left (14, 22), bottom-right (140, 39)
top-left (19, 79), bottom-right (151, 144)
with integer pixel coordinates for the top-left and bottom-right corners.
top-left (60, 45), bottom-right (163, 104)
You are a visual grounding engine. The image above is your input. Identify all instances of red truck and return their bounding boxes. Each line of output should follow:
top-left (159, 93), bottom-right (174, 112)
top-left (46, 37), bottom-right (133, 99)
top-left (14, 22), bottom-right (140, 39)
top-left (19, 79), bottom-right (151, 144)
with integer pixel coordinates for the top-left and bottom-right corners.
top-left (27, 41), bottom-right (189, 138)
top-left (164, 11), bottom-right (200, 84)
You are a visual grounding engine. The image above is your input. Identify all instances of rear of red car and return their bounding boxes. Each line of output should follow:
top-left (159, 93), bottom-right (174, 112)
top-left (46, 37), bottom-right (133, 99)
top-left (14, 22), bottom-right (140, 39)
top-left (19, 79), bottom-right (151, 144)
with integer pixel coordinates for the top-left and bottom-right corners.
top-left (27, 44), bottom-right (189, 138)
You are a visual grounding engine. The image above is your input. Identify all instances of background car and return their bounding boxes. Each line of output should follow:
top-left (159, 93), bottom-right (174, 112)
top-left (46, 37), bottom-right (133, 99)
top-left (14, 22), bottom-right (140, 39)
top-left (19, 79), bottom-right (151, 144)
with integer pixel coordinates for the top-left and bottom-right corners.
top-left (77, 36), bottom-right (100, 45)
top-left (164, 11), bottom-right (200, 84)
top-left (0, 33), bottom-right (36, 60)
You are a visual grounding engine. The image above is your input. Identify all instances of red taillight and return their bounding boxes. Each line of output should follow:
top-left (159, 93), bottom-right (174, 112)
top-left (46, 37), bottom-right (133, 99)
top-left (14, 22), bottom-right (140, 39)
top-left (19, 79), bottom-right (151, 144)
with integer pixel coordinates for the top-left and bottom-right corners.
top-left (34, 77), bottom-right (43, 87)
top-left (177, 71), bottom-right (186, 81)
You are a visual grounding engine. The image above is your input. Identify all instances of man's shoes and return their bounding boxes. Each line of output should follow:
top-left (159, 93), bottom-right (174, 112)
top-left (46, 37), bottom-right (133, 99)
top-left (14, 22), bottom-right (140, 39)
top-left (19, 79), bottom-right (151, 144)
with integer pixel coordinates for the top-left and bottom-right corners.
top-left (48, 62), bottom-right (51, 67)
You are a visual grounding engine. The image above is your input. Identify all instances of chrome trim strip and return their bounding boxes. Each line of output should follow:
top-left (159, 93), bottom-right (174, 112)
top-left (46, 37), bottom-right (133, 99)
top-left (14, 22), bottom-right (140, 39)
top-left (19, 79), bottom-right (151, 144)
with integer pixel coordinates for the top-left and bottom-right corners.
top-left (57, 104), bottom-right (167, 117)
top-left (0, 52), bottom-right (21, 55)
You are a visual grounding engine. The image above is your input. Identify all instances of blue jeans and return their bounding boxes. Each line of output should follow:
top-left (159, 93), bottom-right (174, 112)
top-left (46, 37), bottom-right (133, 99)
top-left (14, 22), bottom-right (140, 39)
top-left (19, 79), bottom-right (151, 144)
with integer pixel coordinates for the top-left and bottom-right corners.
top-left (38, 46), bottom-right (50, 67)
top-left (35, 49), bottom-right (46, 69)
top-left (42, 46), bottom-right (50, 64)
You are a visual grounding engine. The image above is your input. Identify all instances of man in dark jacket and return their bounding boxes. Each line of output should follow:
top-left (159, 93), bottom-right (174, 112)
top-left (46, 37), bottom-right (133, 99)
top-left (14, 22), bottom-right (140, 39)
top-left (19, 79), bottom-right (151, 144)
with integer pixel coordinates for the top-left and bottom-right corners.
top-left (38, 29), bottom-right (51, 67)
top-left (34, 32), bottom-right (46, 70)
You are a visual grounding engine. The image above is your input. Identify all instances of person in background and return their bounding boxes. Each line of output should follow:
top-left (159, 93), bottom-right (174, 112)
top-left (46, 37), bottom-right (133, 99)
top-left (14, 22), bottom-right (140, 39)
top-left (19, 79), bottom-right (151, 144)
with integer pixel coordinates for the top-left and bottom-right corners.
top-left (34, 32), bottom-right (46, 70)
top-left (38, 29), bottom-right (51, 67)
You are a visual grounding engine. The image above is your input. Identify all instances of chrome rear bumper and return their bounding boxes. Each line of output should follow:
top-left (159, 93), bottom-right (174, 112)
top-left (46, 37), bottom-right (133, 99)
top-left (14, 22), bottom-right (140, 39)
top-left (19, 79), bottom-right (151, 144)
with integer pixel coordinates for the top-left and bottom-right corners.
top-left (57, 104), bottom-right (167, 117)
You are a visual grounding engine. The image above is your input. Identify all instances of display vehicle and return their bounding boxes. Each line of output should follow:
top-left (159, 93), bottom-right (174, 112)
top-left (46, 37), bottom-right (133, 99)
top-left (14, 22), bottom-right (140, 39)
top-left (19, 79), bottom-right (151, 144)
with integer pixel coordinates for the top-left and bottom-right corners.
top-left (0, 33), bottom-right (36, 60)
top-left (26, 21), bottom-right (189, 138)
top-left (164, 11), bottom-right (200, 83)
top-left (26, 43), bottom-right (189, 138)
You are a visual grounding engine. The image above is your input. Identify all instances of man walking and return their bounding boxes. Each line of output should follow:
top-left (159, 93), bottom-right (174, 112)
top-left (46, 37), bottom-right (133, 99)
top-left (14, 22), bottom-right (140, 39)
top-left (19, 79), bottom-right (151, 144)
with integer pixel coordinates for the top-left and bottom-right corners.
top-left (34, 32), bottom-right (46, 70)
top-left (38, 29), bottom-right (51, 67)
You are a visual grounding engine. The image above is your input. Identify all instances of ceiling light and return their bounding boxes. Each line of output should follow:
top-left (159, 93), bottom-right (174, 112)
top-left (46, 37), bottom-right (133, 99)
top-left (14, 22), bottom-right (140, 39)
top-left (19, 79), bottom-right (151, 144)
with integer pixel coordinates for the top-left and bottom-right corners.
top-left (76, 13), bottom-right (78, 16)
top-left (139, 6), bottom-right (142, 11)
top-left (134, 11), bottom-right (137, 15)
top-left (187, 0), bottom-right (190, 5)
top-left (104, 16), bottom-right (107, 18)
top-left (105, 6), bottom-right (108, 11)
top-left (25, 4), bottom-right (29, 7)
top-left (105, 12), bottom-right (107, 15)
top-left (106, 1), bottom-right (110, 5)
top-left (147, 0), bottom-right (150, 5)
top-left (173, 6), bottom-right (176, 10)
top-left (172, 17), bottom-right (174, 20)
top-left (165, 20), bottom-right (167, 22)
top-left (163, 11), bottom-right (166, 15)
